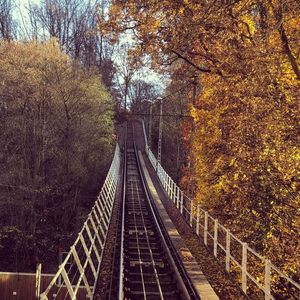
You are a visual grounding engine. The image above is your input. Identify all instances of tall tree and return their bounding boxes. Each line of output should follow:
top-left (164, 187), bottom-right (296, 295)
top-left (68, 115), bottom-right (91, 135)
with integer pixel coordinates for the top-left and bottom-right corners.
top-left (27, 0), bottom-right (115, 88)
top-left (0, 0), bottom-right (14, 40)
top-left (108, 0), bottom-right (300, 293)
top-left (0, 40), bottom-right (114, 271)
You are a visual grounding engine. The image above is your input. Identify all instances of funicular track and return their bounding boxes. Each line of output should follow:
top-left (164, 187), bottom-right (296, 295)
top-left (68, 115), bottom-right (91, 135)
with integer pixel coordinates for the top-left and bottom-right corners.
top-left (107, 122), bottom-right (199, 300)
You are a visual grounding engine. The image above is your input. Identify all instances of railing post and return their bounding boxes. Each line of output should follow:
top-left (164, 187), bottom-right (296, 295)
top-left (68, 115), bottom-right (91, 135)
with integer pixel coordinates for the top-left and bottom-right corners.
top-left (172, 181), bottom-right (175, 202)
top-left (180, 191), bottom-right (184, 214)
top-left (174, 184), bottom-right (176, 203)
top-left (225, 229), bottom-right (231, 272)
top-left (242, 242), bottom-right (248, 293)
top-left (204, 211), bottom-right (208, 246)
top-left (176, 187), bottom-right (180, 209)
top-left (214, 219), bottom-right (218, 257)
top-left (35, 263), bottom-right (42, 300)
top-left (196, 205), bottom-right (200, 235)
top-left (190, 200), bottom-right (193, 227)
top-left (264, 259), bottom-right (271, 300)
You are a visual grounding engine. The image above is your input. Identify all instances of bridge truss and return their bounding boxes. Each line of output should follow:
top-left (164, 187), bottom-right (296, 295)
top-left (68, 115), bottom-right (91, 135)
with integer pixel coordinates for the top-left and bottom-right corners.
top-left (39, 145), bottom-right (120, 300)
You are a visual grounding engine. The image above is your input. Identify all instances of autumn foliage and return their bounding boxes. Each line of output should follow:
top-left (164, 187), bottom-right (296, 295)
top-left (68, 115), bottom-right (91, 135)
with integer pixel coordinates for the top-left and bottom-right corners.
top-left (108, 0), bottom-right (300, 292)
top-left (0, 40), bottom-right (114, 271)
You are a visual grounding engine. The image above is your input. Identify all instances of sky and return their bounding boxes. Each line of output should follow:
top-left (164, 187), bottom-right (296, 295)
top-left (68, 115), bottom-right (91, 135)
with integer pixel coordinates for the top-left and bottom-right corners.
top-left (113, 32), bottom-right (169, 98)
top-left (13, 0), bottom-right (169, 102)
top-left (14, 0), bottom-right (38, 39)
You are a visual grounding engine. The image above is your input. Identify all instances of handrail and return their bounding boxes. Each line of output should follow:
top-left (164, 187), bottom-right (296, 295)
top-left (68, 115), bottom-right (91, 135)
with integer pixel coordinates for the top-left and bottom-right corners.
top-left (145, 143), bottom-right (300, 299)
top-left (39, 144), bottom-right (120, 300)
top-left (118, 123), bottom-right (127, 300)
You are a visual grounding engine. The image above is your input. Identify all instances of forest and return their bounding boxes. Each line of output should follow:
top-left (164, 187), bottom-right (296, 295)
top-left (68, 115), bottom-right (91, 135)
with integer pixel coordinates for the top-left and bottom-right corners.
top-left (0, 0), bottom-right (299, 294)
top-left (107, 0), bottom-right (300, 292)
top-left (0, 0), bottom-right (116, 272)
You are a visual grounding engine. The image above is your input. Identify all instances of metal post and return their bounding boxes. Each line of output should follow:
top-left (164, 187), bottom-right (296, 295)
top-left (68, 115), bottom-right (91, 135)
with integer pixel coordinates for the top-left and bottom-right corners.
top-left (264, 259), bottom-right (271, 300)
top-left (157, 99), bottom-right (163, 164)
top-left (172, 182), bottom-right (176, 202)
top-left (35, 263), bottom-right (42, 300)
top-left (214, 219), bottom-right (218, 257)
top-left (176, 187), bottom-right (180, 209)
top-left (149, 105), bottom-right (152, 149)
top-left (226, 229), bottom-right (231, 272)
top-left (204, 211), bottom-right (208, 246)
top-left (196, 205), bottom-right (200, 235)
top-left (242, 242), bottom-right (248, 293)
top-left (180, 191), bottom-right (184, 214)
top-left (190, 200), bottom-right (193, 227)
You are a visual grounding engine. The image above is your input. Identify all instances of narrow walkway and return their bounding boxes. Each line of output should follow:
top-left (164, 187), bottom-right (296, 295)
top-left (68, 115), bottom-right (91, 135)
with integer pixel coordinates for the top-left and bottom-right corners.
top-left (138, 151), bottom-right (219, 300)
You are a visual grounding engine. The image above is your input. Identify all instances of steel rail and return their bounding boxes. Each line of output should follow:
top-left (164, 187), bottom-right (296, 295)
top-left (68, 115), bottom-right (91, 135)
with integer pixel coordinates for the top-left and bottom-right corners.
top-left (131, 166), bottom-right (165, 299)
top-left (132, 125), bottom-right (199, 300)
top-left (130, 177), bottom-right (155, 298)
top-left (134, 133), bottom-right (199, 299)
top-left (114, 121), bottom-right (200, 299)
top-left (126, 123), bottom-right (168, 299)
top-left (135, 163), bottom-right (198, 299)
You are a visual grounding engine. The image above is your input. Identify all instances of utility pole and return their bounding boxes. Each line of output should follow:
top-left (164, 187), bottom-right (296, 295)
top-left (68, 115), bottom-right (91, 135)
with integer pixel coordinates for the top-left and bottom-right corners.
top-left (149, 105), bottom-right (152, 149)
top-left (157, 98), bottom-right (163, 164)
top-left (188, 74), bottom-right (198, 197)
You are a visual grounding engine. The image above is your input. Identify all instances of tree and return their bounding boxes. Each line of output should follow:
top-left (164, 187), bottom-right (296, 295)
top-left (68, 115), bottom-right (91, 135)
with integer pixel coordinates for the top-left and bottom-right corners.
top-left (0, 39), bottom-right (114, 271)
top-left (0, 0), bottom-right (14, 40)
top-left (130, 79), bottom-right (159, 110)
top-left (27, 0), bottom-right (116, 88)
top-left (108, 0), bottom-right (300, 292)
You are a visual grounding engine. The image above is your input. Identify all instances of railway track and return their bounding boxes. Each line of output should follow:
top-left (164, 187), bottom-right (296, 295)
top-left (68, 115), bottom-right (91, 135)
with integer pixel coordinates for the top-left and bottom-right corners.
top-left (107, 122), bottom-right (199, 300)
